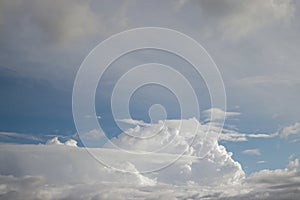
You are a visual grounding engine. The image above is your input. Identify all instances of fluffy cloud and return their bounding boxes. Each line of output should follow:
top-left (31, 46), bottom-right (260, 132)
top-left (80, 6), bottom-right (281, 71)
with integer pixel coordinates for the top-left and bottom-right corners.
top-left (0, 144), bottom-right (299, 199)
top-left (0, 120), bottom-right (300, 199)
top-left (103, 118), bottom-right (245, 185)
top-left (46, 136), bottom-right (78, 147)
top-left (279, 122), bottom-right (300, 139)
top-left (231, 159), bottom-right (300, 200)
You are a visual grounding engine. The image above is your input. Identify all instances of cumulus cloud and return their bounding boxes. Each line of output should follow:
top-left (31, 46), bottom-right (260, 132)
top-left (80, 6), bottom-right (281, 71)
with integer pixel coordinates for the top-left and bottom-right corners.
top-left (0, 119), bottom-right (245, 197)
top-left (279, 122), bottom-right (300, 139)
top-left (0, 113), bottom-right (298, 199)
top-left (104, 118), bottom-right (245, 185)
top-left (46, 137), bottom-right (77, 147)
top-left (0, 118), bottom-right (300, 199)
top-left (242, 148), bottom-right (261, 156)
top-left (236, 159), bottom-right (300, 200)
top-left (0, 142), bottom-right (299, 199)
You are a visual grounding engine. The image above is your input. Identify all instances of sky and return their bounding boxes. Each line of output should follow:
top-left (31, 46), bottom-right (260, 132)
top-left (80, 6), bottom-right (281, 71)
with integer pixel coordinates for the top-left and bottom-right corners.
top-left (0, 0), bottom-right (300, 199)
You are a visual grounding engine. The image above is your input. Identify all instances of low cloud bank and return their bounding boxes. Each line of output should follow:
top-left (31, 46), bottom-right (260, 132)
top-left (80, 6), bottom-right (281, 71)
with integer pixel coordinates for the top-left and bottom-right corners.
top-left (0, 118), bottom-right (299, 199)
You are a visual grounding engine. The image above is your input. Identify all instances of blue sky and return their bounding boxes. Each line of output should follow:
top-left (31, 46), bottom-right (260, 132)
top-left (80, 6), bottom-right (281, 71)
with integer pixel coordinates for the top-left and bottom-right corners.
top-left (1, 0), bottom-right (300, 175)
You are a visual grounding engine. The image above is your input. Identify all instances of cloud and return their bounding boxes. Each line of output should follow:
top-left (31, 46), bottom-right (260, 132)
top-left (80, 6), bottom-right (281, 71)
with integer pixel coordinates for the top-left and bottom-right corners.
top-left (234, 75), bottom-right (300, 87)
top-left (79, 129), bottom-right (107, 147)
top-left (0, 132), bottom-right (42, 142)
top-left (0, 0), bottom-right (101, 46)
top-left (247, 133), bottom-right (278, 138)
top-left (279, 122), bottom-right (300, 139)
top-left (0, 142), bottom-right (299, 199)
top-left (175, 0), bottom-right (295, 40)
top-left (242, 149), bottom-right (261, 156)
top-left (84, 115), bottom-right (102, 119)
top-left (218, 128), bottom-right (277, 142)
top-left (0, 119), bottom-right (245, 187)
top-left (117, 118), bottom-right (151, 126)
top-left (218, 121), bottom-right (300, 143)
top-left (219, 0), bottom-right (295, 40)
top-left (202, 108), bottom-right (240, 122)
top-left (0, 119), bottom-right (300, 199)
top-left (257, 160), bottom-right (267, 164)
top-left (46, 137), bottom-right (77, 147)
top-left (104, 118), bottom-right (245, 185)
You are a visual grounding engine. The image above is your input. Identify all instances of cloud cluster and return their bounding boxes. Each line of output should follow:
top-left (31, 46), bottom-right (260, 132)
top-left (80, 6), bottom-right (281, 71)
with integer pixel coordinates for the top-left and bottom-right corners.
top-left (45, 136), bottom-right (78, 147)
top-left (279, 122), bottom-right (300, 140)
top-left (0, 144), bottom-right (299, 199)
top-left (1, 119), bottom-right (299, 199)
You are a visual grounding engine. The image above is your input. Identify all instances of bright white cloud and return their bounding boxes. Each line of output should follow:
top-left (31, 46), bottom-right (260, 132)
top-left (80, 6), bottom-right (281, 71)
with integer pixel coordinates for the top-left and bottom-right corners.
top-left (0, 142), bottom-right (299, 199)
top-left (46, 137), bottom-right (77, 147)
top-left (104, 118), bottom-right (244, 185)
top-left (0, 120), bottom-right (300, 199)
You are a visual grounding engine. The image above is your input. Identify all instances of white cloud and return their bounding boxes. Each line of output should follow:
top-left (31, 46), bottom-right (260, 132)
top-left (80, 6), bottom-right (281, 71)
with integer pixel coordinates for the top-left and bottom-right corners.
top-left (104, 118), bottom-right (245, 185)
top-left (202, 108), bottom-right (240, 122)
top-left (218, 128), bottom-right (277, 142)
top-left (81, 129), bottom-right (105, 139)
top-left (242, 149), bottom-right (261, 156)
top-left (279, 122), bottom-right (300, 139)
top-left (257, 160), bottom-right (267, 164)
top-left (219, 129), bottom-right (248, 142)
top-left (247, 133), bottom-right (278, 138)
top-left (117, 118), bottom-right (150, 127)
top-left (0, 141), bottom-right (299, 199)
top-left (64, 139), bottom-right (78, 147)
top-left (45, 136), bottom-right (63, 145)
top-left (219, 121), bottom-right (300, 143)
top-left (0, 131), bottom-right (41, 142)
top-left (45, 137), bottom-right (77, 147)
top-left (1, 119), bottom-right (300, 199)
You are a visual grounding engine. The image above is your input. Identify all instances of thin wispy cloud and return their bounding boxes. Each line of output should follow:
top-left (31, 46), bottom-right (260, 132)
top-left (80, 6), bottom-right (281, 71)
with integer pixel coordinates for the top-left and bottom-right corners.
top-left (242, 149), bottom-right (261, 156)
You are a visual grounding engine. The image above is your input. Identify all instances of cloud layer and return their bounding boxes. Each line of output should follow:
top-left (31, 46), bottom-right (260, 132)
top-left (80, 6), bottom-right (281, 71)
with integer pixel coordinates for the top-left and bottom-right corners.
top-left (1, 119), bottom-right (300, 199)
